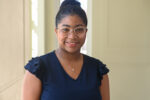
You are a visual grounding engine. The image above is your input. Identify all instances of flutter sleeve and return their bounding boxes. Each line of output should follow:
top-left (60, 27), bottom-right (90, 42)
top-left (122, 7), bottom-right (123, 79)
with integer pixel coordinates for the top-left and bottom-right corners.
top-left (97, 60), bottom-right (109, 86)
top-left (24, 57), bottom-right (45, 81)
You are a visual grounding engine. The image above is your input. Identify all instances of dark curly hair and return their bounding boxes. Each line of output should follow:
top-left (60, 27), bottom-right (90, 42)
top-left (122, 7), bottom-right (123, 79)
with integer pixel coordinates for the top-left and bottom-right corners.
top-left (55, 0), bottom-right (87, 28)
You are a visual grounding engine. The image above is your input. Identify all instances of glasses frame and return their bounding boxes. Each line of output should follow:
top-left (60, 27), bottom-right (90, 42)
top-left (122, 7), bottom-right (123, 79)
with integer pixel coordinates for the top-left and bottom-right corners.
top-left (57, 26), bottom-right (87, 37)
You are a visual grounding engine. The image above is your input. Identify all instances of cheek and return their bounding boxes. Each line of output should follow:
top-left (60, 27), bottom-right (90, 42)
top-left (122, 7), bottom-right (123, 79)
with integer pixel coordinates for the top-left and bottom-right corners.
top-left (81, 34), bottom-right (86, 43)
top-left (57, 35), bottom-right (65, 44)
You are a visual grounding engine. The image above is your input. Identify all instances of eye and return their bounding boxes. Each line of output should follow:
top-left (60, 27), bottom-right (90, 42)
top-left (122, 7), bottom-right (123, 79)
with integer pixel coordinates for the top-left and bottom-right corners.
top-left (61, 28), bottom-right (70, 33)
top-left (75, 28), bottom-right (84, 33)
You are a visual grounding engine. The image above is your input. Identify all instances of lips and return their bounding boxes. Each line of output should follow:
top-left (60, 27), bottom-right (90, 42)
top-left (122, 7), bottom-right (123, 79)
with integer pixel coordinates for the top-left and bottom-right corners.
top-left (65, 41), bottom-right (78, 47)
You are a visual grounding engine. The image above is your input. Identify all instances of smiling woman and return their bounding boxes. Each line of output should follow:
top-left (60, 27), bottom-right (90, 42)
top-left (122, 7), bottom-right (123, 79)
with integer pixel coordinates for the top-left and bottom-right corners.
top-left (22, 0), bottom-right (110, 100)
top-left (55, 15), bottom-right (87, 54)
top-left (60, 0), bottom-right (88, 54)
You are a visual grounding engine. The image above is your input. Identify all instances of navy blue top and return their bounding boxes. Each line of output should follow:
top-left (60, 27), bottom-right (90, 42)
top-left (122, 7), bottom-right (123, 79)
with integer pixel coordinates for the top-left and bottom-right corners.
top-left (25, 51), bottom-right (109, 100)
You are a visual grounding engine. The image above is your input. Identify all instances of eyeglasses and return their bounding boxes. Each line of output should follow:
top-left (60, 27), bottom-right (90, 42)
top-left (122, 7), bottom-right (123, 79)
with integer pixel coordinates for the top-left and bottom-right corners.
top-left (57, 26), bottom-right (87, 36)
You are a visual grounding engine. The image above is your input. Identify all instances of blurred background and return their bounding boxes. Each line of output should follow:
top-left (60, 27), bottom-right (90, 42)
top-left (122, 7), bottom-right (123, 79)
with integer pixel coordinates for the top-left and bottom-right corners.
top-left (0, 0), bottom-right (150, 100)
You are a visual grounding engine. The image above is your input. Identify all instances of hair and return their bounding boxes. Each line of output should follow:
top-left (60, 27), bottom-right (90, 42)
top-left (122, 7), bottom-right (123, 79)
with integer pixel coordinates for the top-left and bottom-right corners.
top-left (55, 0), bottom-right (87, 28)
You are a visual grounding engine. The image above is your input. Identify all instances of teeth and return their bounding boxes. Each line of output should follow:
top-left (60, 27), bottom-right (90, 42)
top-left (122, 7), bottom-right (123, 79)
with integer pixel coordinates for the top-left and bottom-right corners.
top-left (67, 42), bottom-right (76, 44)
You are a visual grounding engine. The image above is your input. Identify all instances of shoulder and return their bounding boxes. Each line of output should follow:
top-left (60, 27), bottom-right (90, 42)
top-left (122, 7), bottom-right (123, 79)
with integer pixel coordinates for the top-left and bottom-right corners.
top-left (40, 50), bottom-right (55, 60)
top-left (39, 50), bottom-right (57, 66)
top-left (24, 51), bottom-right (55, 80)
top-left (83, 54), bottom-right (103, 65)
top-left (25, 51), bottom-right (54, 66)
top-left (83, 54), bottom-right (109, 74)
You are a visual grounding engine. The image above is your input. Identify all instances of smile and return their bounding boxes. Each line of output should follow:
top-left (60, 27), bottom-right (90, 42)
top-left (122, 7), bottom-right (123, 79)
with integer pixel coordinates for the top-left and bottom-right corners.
top-left (65, 42), bottom-right (78, 47)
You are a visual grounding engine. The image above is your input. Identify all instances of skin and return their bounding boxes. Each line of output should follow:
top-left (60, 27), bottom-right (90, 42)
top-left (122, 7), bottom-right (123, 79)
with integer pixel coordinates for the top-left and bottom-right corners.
top-left (100, 74), bottom-right (110, 100)
top-left (22, 15), bottom-right (110, 100)
top-left (55, 15), bottom-right (87, 55)
top-left (21, 71), bottom-right (42, 100)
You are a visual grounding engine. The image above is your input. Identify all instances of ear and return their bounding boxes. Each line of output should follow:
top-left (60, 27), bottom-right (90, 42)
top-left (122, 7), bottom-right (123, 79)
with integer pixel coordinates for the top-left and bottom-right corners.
top-left (55, 28), bottom-right (57, 34)
top-left (86, 28), bottom-right (88, 33)
top-left (55, 28), bottom-right (58, 36)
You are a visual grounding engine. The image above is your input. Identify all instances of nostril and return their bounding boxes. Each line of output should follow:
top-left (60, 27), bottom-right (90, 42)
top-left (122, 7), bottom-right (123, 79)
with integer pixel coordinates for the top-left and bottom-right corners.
top-left (68, 33), bottom-right (77, 38)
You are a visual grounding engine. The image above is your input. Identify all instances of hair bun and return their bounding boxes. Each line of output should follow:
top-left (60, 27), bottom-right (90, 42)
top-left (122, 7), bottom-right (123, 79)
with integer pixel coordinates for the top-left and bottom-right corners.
top-left (60, 0), bottom-right (81, 9)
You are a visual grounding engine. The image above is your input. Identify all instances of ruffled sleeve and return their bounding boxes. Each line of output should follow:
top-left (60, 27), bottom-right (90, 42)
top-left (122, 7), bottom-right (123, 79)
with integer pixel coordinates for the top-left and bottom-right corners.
top-left (24, 57), bottom-right (45, 81)
top-left (97, 60), bottom-right (109, 86)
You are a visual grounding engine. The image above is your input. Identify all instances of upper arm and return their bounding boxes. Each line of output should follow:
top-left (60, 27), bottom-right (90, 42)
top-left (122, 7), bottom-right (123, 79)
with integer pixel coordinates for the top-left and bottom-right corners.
top-left (21, 70), bottom-right (42, 100)
top-left (99, 74), bottom-right (110, 100)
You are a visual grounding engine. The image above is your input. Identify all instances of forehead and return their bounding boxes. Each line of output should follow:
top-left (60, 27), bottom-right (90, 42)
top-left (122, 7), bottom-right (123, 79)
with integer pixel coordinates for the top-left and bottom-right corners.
top-left (58, 15), bottom-right (84, 27)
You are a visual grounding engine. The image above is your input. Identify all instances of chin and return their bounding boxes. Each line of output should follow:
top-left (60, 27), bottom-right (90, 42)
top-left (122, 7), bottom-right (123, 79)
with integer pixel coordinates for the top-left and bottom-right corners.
top-left (59, 43), bottom-right (82, 54)
top-left (65, 48), bottom-right (81, 54)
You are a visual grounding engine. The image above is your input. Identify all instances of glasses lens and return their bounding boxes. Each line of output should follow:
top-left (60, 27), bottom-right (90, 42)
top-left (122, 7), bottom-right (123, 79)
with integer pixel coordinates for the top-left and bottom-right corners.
top-left (75, 27), bottom-right (85, 34)
top-left (61, 28), bottom-right (70, 33)
top-left (59, 27), bottom-right (86, 36)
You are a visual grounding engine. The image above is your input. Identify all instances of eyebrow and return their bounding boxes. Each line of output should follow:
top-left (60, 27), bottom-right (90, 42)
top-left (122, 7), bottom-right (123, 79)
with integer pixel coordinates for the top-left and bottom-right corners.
top-left (62, 24), bottom-right (84, 28)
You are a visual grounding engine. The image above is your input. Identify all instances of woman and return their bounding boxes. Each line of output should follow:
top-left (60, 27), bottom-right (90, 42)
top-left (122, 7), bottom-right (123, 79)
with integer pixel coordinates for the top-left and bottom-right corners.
top-left (22, 0), bottom-right (110, 100)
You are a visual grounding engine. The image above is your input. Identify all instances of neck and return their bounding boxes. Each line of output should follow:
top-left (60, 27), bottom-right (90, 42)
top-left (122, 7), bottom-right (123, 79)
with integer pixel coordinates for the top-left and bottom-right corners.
top-left (55, 48), bottom-right (82, 61)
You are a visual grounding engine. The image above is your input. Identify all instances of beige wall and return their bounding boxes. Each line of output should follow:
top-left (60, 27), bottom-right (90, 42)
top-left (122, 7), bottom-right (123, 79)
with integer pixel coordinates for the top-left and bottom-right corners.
top-left (92, 0), bottom-right (150, 100)
top-left (45, 0), bottom-right (59, 53)
top-left (0, 0), bottom-right (30, 100)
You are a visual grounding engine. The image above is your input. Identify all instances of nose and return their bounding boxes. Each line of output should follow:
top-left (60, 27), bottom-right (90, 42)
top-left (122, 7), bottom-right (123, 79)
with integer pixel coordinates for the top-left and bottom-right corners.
top-left (67, 30), bottom-right (77, 39)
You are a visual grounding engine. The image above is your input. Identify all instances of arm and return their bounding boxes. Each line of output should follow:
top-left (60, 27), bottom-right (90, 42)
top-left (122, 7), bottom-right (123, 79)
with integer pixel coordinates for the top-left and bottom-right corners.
top-left (99, 74), bottom-right (110, 100)
top-left (21, 70), bottom-right (42, 100)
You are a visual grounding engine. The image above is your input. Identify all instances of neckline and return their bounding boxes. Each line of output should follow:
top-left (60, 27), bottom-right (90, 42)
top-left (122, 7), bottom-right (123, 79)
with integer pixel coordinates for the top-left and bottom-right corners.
top-left (53, 50), bottom-right (85, 81)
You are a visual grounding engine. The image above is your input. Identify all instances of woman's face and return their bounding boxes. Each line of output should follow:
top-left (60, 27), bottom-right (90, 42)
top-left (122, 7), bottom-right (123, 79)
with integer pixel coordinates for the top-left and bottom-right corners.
top-left (55, 15), bottom-right (87, 54)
